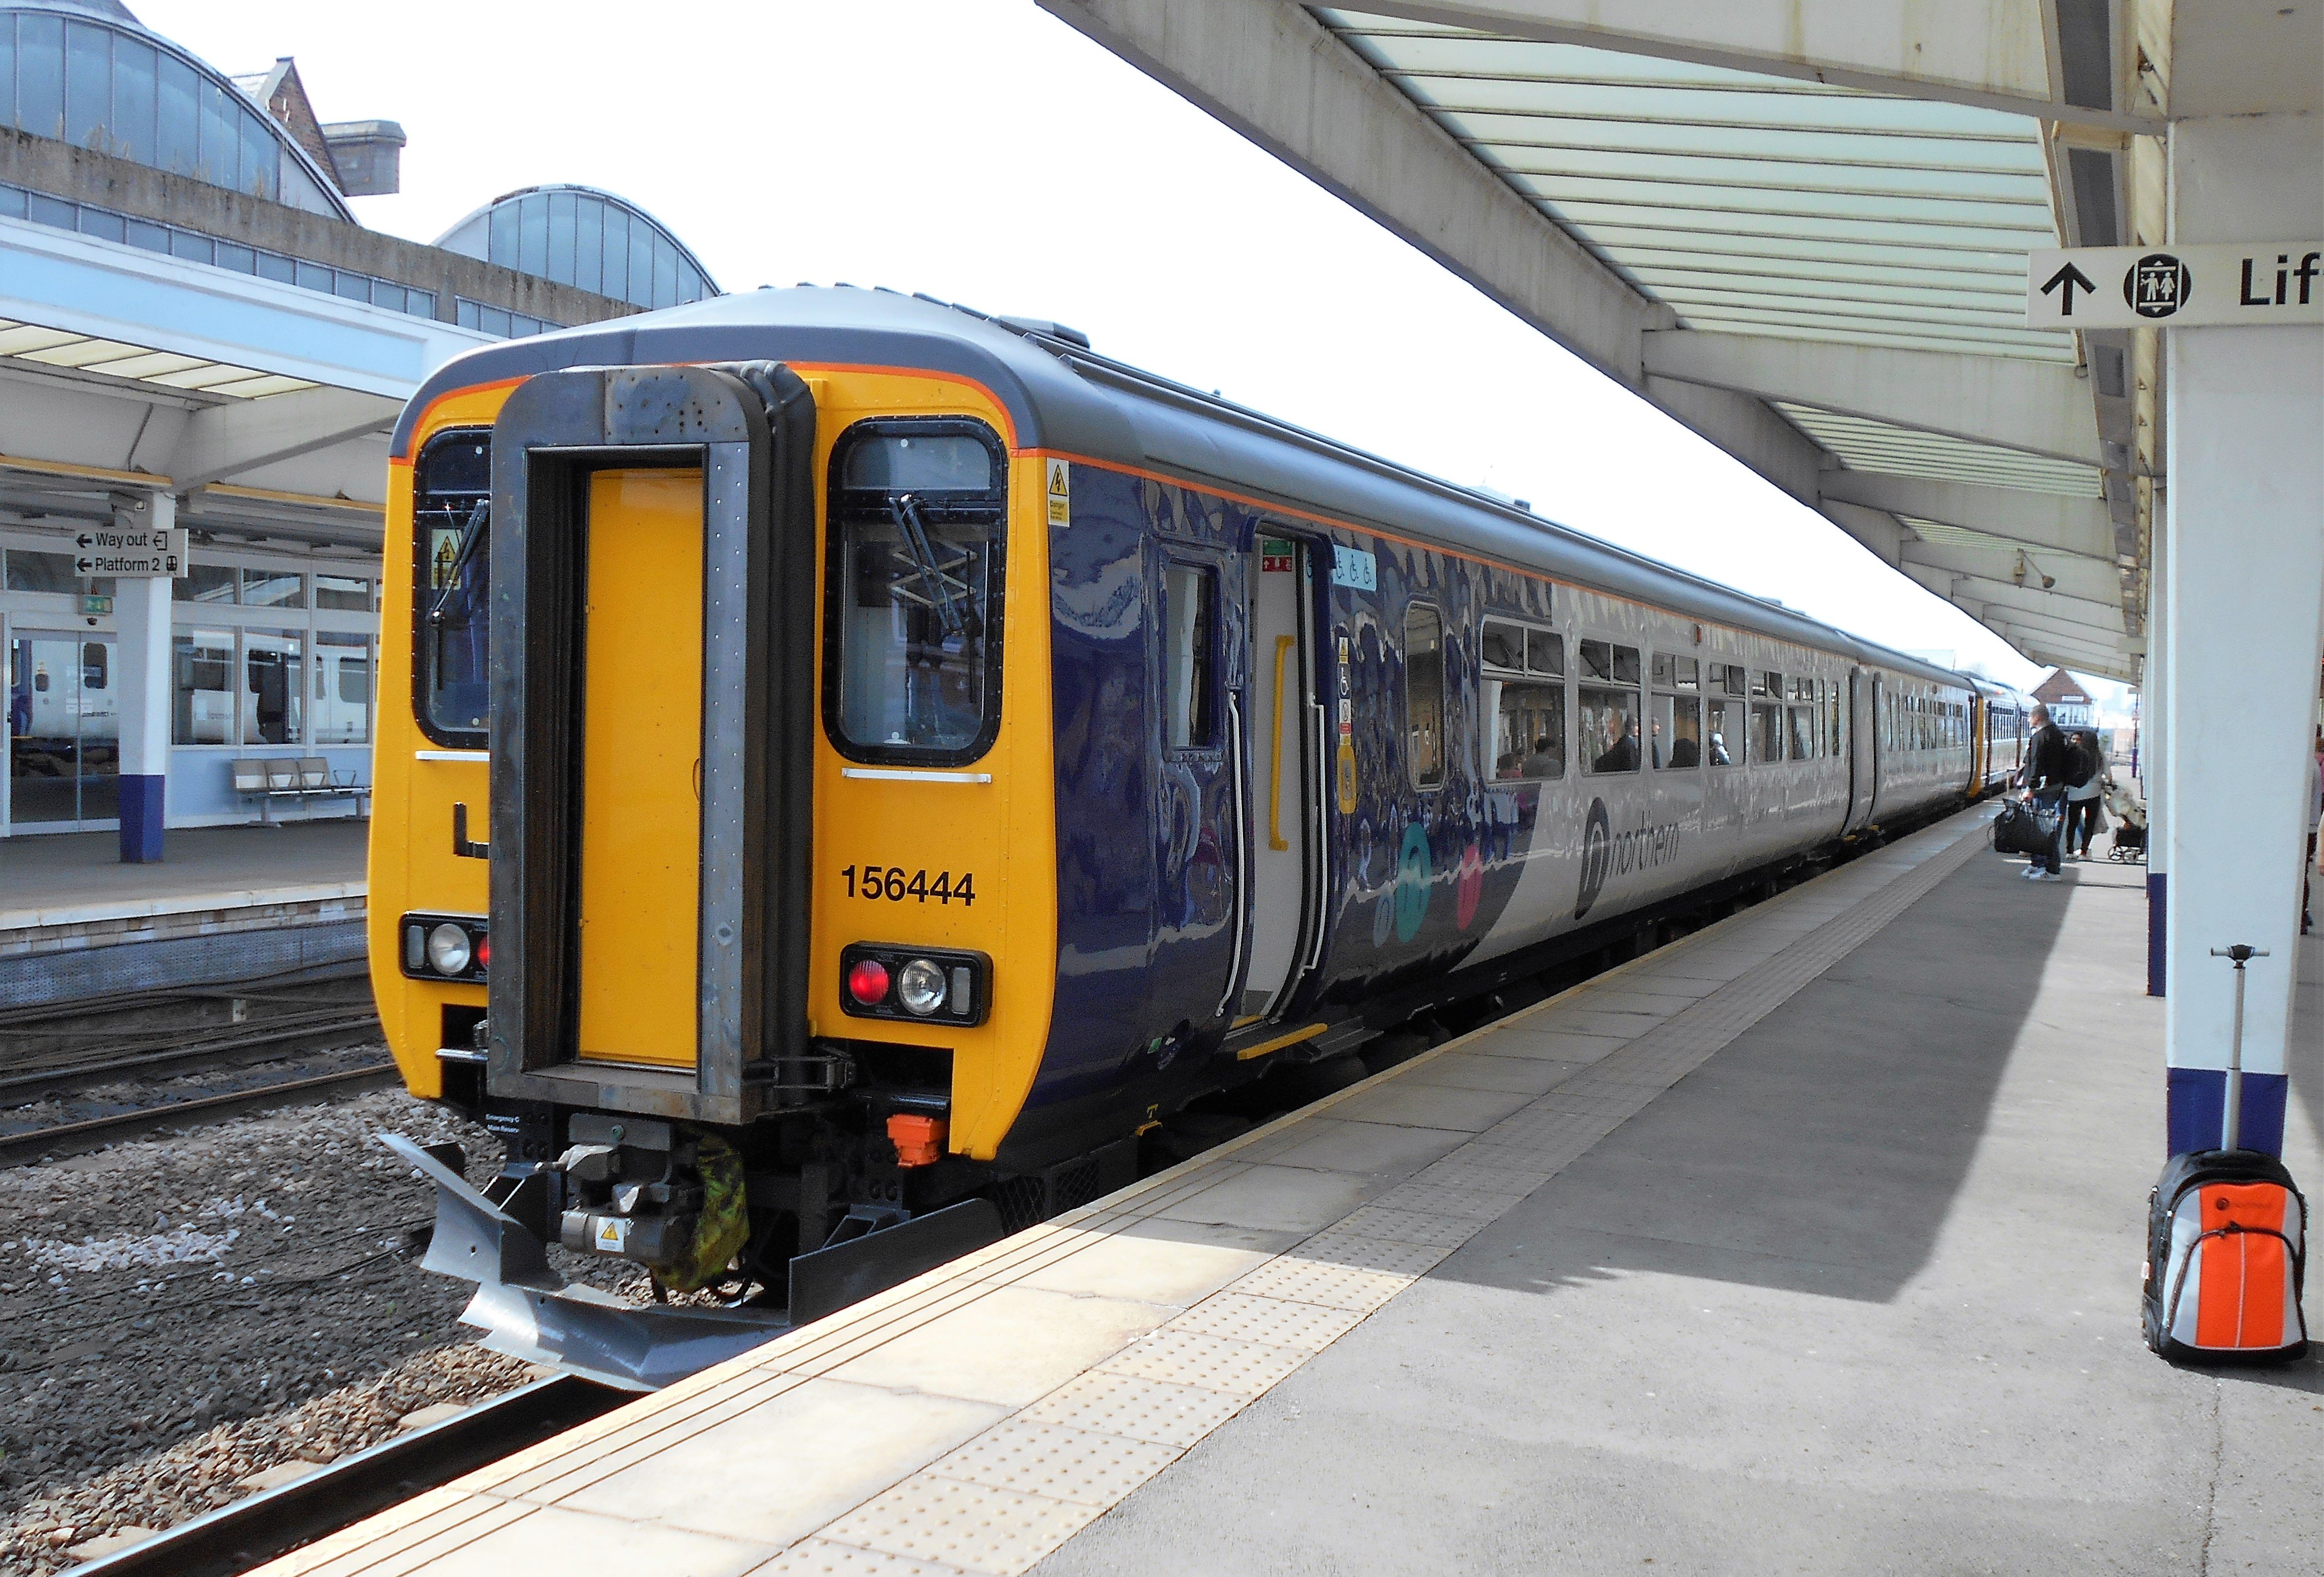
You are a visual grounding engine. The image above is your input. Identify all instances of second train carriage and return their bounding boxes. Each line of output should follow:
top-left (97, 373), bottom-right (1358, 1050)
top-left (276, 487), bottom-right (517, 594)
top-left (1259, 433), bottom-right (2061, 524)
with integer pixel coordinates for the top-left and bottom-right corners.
top-left (374, 288), bottom-right (2028, 1382)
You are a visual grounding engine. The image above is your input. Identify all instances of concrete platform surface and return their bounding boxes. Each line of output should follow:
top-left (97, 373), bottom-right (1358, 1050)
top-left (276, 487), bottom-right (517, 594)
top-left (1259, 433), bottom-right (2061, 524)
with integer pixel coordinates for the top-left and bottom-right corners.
top-left (251, 813), bottom-right (2321, 1576)
top-left (0, 821), bottom-right (367, 928)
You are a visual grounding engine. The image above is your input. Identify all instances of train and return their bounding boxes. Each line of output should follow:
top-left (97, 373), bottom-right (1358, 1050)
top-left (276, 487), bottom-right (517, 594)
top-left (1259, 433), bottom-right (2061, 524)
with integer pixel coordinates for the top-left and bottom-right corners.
top-left (373, 287), bottom-right (2030, 1385)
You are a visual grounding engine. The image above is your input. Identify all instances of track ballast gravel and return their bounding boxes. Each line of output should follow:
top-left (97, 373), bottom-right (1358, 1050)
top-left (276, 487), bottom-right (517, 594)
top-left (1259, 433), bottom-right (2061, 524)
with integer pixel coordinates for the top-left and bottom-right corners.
top-left (0, 1079), bottom-right (557, 1576)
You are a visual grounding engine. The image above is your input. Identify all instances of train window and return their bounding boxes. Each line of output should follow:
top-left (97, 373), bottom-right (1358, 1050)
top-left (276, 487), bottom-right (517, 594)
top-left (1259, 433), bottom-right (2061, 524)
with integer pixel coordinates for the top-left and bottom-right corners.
top-left (1405, 603), bottom-right (1445, 789)
top-left (1480, 620), bottom-right (1526, 674)
top-left (1490, 679), bottom-right (1565, 781)
top-left (1160, 563), bottom-right (1216, 751)
top-left (1705, 698), bottom-right (1738, 765)
top-left (1753, 671), bottom-right (1779, 699)
top-left (1787, 704), bottom-right (1816, 760)
top-left (81, 643), bottom-right (108, 690)
top-left (1578, 640), bottom-right (1639, 684)
top-left (827, 418), bottom-right (1008, 764)
top-left (1527, 629), bottom-right (1564, 677)
top-left (1580, 682), bottom-right (1640, 774)
top-left (1750, 701), bottom-right (1783, 764)
top-left (1650, 691), bottom-right (1701, 769)
top-left (1655, 654), bottom-right (1699, 690)
top-left (1826, 681), bottom-right (1843, 755)
top-left (413, 427), bottom-right (492, 744)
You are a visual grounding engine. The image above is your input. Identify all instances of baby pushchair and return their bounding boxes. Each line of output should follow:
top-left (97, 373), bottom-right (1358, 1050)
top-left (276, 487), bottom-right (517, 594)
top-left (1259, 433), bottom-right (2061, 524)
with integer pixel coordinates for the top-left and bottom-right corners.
top-left (2105, 781), bottom-right (2148, 862)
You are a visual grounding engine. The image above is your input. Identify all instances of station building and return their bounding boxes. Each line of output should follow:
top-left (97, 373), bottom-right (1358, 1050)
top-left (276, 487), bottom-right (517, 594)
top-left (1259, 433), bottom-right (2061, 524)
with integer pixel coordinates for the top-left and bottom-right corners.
top-left (0, 0), bottom-right (717, 851)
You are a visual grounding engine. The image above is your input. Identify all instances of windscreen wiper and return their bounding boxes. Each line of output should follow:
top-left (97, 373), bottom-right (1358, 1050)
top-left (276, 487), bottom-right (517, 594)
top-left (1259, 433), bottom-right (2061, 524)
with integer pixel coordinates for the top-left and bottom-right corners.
top-left (428, 499), bottom-right (489, 627)
top-left (889, 493), bottom-right (965, 638)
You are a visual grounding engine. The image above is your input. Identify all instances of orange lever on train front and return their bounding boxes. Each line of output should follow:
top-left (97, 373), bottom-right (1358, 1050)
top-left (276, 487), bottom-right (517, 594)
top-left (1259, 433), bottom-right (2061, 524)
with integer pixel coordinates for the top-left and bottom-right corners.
top-left (888, 1114), bottom-right (947, 1167)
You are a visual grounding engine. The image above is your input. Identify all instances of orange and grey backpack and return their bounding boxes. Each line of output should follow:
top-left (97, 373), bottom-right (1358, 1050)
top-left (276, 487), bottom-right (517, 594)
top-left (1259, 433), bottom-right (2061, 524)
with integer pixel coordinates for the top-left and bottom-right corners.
top-left (2144, 1148), bottom-right (2308, 1362)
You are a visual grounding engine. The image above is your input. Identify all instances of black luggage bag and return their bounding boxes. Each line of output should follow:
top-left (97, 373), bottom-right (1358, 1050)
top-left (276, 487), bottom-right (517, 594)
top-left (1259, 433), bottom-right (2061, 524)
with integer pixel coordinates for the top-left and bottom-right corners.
top-left (1991, 797), bottom-right (2056, 857)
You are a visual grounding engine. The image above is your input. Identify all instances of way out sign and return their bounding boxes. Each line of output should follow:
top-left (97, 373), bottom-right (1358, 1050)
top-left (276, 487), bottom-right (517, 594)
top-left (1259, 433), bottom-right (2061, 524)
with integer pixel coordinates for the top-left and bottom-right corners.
top-left (2026, 243), bottom-right (2324, 329)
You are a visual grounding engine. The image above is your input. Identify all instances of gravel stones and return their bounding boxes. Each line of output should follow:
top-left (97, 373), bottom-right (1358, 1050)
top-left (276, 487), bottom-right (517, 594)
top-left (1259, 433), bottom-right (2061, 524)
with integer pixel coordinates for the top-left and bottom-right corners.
top-left (0, 1078), bottom-right (528, 1576)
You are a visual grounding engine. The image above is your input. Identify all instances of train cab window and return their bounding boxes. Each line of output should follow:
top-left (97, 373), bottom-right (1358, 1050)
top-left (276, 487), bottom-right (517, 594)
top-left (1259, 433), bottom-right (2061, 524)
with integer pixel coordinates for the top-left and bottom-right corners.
top-left (1160, 563), bottom-right (1216, 751)
top-left (1705, 696), bottom-right (1738, 766)
top-left (413, 428), bottom-right (492, 744)
top-left (1404, 603), bottom-right (1445, 789)
top-left (827, 420), bottom-right (1008, 763)
top-left (1750, 700), bottom-right (1783, 764)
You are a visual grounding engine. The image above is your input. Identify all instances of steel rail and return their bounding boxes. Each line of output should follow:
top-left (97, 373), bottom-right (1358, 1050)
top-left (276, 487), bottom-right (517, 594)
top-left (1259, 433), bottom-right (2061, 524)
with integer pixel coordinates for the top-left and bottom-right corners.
top-left (0, 1063), bottom-right (398, 1167)
top-left (0, 1012), bottom-right (382, 1104)
top-left (68, 1375), bottom-right (628, 1577)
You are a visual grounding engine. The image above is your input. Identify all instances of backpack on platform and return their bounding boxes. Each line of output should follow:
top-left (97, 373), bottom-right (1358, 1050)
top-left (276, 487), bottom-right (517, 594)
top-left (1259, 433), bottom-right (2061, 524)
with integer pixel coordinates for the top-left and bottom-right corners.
top-left (2065, 738), bottom-right (2097, 788)
top-left (2143, 1148), bottom-right (2308, 1362)
top-left (2143, 944), bottom-right (2310, 1364)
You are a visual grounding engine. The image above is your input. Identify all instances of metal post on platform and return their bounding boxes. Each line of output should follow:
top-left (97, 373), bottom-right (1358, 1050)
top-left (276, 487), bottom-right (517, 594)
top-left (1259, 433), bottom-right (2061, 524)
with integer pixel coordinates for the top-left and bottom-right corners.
top-left (2207, 946), bottom-right (2266, 1152)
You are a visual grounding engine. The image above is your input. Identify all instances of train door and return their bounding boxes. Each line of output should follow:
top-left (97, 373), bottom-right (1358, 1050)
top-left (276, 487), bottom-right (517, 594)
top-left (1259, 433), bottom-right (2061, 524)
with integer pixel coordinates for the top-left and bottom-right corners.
top-left (1844, 667), bottom-right (1878, 832)
top-left (1236, 532), bottom-right (1321, 1021)
top-left (1155, 543), bottom-right (1248, 1030)
top-left (572, 468), bottom-right (705, 1069)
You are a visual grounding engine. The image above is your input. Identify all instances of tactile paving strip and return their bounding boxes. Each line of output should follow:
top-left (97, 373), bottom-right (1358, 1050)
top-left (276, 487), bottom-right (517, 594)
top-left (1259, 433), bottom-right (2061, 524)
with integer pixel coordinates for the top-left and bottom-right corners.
top-left (252, 812), bottom-right (1991, 1577)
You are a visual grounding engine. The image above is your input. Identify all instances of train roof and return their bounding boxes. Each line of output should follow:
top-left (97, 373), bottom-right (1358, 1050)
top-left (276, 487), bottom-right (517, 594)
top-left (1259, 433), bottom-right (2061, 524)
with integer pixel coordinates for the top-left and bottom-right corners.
top-left (393, 286), bottom-right (1986, 692)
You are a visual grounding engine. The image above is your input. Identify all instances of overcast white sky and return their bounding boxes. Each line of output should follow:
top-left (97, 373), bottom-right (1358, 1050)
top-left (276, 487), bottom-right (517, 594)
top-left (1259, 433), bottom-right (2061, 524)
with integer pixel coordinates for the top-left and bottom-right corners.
top-left (140, 0), bottom-right (2138, 716)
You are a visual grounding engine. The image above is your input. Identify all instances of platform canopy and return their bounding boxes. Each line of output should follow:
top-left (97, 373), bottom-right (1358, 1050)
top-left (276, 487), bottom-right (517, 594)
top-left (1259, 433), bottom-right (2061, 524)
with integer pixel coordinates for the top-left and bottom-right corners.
top-left (1036, 0), bottom-right (2322, 685)
top-left (0, 215), bottom-right (484, 552)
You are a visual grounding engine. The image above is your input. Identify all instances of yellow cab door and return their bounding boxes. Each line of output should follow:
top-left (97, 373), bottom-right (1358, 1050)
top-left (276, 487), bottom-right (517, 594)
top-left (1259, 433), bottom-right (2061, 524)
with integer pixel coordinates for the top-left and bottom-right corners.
top-left (576, 468), bottom-right (703, 1067)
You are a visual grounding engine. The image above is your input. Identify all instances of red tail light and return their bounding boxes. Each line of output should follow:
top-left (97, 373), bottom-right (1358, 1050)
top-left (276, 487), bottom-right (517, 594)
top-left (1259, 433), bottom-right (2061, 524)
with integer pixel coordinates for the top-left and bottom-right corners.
top-left (477, 934), bottom-right (490, 969)
top-left (847, 958), bottom-right (891, 1006)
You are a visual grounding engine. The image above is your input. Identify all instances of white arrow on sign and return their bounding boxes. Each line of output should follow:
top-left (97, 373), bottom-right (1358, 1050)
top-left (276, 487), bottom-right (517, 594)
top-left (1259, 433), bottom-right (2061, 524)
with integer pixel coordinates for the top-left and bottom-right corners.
top-left (2027, 243), bottom-right (2324, 329)
top-left (61, 528), bottom-right (189, 577)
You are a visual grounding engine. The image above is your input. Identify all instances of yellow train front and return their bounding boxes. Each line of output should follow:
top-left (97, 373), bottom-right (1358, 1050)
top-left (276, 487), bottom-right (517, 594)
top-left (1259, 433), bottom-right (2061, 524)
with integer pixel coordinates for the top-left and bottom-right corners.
top-left (375, 299), bottom-right (1094, 1385)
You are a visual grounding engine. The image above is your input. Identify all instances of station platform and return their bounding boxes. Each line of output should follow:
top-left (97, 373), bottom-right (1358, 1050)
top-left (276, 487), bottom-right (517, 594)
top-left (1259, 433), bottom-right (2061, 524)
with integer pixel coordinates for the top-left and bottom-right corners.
top-left (0, 823), bottom-right (368, 1009)
top-left (256, 809), bottom-right (2322, 1577)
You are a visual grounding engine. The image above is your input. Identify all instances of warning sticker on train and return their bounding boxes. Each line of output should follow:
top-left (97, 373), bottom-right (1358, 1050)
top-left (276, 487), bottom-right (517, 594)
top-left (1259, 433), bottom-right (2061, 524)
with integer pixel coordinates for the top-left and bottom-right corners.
top-left (2026, 243), bottom-right (2324, 328)
top-left (1045, 458), bottom-right (1070, 528)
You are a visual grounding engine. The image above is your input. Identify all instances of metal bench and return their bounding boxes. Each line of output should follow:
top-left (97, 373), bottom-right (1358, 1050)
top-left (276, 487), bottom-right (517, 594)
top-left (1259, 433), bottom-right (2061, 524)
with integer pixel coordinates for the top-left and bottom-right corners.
top-left (230, 756), bottom-right (371, 824)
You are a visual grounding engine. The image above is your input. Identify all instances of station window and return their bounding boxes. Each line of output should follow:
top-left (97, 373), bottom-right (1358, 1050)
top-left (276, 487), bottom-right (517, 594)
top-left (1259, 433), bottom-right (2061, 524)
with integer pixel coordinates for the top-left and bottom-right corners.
top-left (315, 573), bottom-right (373, 611)
top-left (244, 629), bottom-right (303, 744)
top-left (171, 627), bottom-right (234, 745)
top-left (311, 631), bottom-right (372, 744)
top-left (413, 428), bottom-right (492, 745)
top-left (1705, 696), bottom-right (1739, 766)
top-left (178, 563), bottom-right (237, 605)
top-left (1160, 562), bottom-right (1216, 751)
top-left (825, 419), bottom-right (1009, 765)
top-left (1404, 603), bottom-right (1445, 789)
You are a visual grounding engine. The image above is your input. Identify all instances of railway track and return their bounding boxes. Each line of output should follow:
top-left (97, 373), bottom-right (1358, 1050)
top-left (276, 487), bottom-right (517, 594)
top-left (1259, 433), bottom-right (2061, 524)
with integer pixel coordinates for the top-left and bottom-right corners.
top-left (70, 1375), bottom-right (628, 1577)
top-left (0, 987), bottom-right (389, 1166)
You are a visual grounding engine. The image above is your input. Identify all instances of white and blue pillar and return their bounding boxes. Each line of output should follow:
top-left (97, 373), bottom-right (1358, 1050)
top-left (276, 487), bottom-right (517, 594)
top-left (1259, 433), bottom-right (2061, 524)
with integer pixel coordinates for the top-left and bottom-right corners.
top-left (2160, 112), bottom-right (2324, 1157)
top-left (113, 492), bottom-right (173, 864)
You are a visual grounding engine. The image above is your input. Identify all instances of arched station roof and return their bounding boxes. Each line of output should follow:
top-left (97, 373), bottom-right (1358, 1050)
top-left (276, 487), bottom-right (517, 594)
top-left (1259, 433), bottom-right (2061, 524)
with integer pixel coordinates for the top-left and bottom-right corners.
top-left (0, 1), bottom-right (353, 219)
top-left (433, 184), bottom-right (718, 311)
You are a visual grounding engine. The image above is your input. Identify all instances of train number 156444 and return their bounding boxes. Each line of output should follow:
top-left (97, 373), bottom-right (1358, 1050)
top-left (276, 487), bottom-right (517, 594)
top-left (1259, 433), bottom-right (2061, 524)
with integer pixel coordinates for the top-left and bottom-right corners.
top-left (839, 866), bottom-right (977, 906)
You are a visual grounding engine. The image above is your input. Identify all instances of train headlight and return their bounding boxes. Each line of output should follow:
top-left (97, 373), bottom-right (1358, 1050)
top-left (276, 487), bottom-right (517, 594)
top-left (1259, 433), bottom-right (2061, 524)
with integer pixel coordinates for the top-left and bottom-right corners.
top-left (847, 958), bottom-right (892, 1006)
top-left (896, 958), bottom-right (948, 1016)
top-left (427, 923), bottom-right (472, 976)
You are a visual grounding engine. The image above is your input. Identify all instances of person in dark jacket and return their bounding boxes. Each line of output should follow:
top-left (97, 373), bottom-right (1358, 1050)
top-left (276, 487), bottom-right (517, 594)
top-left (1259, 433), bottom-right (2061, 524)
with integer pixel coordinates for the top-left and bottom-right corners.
top-left (2018, 703), bottom-right (2069, 880)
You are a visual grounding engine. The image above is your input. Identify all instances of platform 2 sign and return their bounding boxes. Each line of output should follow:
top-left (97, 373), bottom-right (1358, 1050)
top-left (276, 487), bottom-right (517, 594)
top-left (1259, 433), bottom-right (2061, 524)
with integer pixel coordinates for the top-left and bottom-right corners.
top-left (68, 525), bottom-right (189, 578)
top-left (2026, 243), bottom-right (2324, 329)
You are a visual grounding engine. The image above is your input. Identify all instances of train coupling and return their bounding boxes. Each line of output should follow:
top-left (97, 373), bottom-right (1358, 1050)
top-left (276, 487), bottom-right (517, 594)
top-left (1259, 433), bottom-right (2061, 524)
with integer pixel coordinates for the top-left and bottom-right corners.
top-left (379, 1131), bottom-right (779, 1391)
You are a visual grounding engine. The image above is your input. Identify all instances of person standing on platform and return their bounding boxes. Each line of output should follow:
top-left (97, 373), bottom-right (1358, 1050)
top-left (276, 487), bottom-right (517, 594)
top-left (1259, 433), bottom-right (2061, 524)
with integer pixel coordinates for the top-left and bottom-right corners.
top-left (2019, 703), bottom-right (2069, 881)
top-left (2064, 728), bottom-right (2108, 860)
